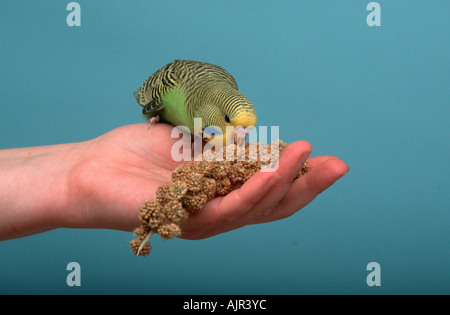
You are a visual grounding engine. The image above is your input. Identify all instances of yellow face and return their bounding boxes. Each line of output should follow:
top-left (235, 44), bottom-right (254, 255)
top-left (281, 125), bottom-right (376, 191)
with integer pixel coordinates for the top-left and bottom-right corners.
top-left (203, 110), bottom-right (257, 147)
top-left (232, 111), bottom-right (258, 129)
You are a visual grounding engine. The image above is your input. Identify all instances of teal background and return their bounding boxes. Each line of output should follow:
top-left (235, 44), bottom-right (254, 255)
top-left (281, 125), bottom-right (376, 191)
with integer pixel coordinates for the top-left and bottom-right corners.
top-left (0, 1), bottom-right (448, 294)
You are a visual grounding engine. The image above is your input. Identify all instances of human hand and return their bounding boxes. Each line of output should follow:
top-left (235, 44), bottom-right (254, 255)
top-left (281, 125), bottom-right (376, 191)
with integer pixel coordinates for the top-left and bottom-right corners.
top-left (65, 123), bottom-right (349, 240)
top-left (0, 123), bottom-right (348, 241)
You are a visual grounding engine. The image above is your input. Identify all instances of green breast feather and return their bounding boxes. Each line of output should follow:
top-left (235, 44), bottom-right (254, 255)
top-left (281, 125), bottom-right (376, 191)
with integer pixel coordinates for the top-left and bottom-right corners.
top-left (160, 86), bottom-right (192, 129)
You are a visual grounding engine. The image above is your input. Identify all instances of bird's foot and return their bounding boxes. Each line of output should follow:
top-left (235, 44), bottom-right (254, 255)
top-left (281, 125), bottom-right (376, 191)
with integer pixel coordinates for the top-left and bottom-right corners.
top-left (147, 115), bottom-right (160, 129)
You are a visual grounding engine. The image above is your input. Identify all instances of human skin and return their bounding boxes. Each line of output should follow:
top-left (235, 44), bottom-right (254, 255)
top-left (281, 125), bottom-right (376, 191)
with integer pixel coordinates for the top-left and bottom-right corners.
top-left (0, 123), bottom-right (349, 241)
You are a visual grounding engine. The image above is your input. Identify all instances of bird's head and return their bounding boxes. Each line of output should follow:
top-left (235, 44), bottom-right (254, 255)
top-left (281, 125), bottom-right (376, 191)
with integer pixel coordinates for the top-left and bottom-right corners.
top-left (201, 93), bottom-right (257, 147)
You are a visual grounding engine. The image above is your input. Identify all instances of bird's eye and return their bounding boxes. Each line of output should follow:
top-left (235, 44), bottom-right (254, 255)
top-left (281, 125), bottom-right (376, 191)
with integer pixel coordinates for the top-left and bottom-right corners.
top-left (224, 114), bottom-right (231, 123)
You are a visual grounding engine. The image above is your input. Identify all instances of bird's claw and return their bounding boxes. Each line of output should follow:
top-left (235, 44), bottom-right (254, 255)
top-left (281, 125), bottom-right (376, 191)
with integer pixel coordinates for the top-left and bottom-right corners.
top-left (147, 116), bottom-right (160, 129)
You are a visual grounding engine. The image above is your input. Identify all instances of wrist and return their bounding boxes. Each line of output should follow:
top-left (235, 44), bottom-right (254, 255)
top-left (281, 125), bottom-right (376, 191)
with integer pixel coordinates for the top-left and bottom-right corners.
top-left (0, 141), bottom-right (88, 240)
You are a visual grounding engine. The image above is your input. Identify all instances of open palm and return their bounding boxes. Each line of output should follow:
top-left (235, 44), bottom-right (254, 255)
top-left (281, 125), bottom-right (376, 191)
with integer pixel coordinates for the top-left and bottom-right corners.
top-left (66, 123), bottom-right (349, 240)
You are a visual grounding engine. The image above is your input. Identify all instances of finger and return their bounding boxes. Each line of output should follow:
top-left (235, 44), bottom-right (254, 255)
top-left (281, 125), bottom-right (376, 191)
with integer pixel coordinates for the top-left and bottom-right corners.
top-left (306, 155), bottom-right (340, 168)
top-left (254, 157), bottom-right (349, 224)
top-left (179, 170), bottom-right (281, 239)
top-left (216, 171), bottom-right (282, 221)
top-left (185, 141), bottom-right (313, 238)
top-left (237, 141), bottom-right (313, 222)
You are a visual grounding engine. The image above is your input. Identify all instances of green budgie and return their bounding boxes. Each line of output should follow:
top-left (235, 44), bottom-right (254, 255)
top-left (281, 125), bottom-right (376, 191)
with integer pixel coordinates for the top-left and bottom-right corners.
top-left (134, 60), bottom-right (257, 146)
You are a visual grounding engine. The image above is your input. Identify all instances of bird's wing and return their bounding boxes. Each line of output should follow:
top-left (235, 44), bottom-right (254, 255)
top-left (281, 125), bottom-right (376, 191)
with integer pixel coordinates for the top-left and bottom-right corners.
top-left (134, 61), bottom-right (179, 110)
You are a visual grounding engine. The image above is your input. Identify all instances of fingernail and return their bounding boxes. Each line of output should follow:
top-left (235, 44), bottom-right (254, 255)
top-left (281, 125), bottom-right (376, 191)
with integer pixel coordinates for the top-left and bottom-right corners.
top-left (301, 147), bottom-right (314, 162)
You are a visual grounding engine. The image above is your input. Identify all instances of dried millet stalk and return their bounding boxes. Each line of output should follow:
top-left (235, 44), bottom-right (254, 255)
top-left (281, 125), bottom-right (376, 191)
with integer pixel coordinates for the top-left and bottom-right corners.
top-left (130, 140), bottom-right (309, 256)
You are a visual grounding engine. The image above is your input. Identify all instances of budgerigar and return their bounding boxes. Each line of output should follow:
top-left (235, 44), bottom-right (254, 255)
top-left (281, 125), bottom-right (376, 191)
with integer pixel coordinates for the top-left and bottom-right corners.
top-left (134, 60), bottom-right (257, 146)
